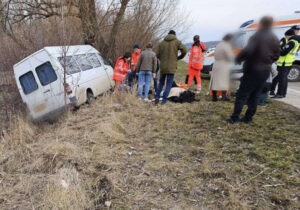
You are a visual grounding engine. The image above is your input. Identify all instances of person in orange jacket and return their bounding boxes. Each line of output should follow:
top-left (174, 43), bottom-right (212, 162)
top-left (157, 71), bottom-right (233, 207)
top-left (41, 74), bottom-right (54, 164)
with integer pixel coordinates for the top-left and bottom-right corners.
top-left (186, 35), bottom-right (206, 93)
top-left (113, 52), bottom-right (131, 95)
top-left (128, 44), bottom-right (141, 88)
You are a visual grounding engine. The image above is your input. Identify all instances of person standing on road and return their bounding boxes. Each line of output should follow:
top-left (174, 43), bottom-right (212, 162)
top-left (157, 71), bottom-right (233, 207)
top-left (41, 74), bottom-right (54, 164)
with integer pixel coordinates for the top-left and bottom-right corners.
top-left (227, 16), bottom-right (280, 124)
top-left (209, 34), bottom-right (234, 102)
top-left (128, 44), bottom-right (141, 88)
top-left (186, 35), bottom-right (206, 94)
top-left (155, 30), bottom-right (187, 105)
top-left (272, 35), bottom-right (300, 98)
top-left (270, 29), bottom-right (295, 95)
top-left (113, 52), bottom-right (131, 95)
top-left (136, 42), bottom-right (157, 102)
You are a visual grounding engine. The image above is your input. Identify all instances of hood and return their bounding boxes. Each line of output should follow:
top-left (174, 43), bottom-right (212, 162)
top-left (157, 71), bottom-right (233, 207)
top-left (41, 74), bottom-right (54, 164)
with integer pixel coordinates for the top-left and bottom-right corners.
top-left (290, 35), bottom-right (300, 43)
top-left (164, 34), bottom-right (177, 42)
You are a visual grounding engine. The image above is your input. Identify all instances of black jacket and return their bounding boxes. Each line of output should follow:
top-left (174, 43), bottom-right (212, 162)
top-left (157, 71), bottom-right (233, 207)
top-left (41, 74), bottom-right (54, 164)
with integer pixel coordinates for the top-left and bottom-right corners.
top-left (280, 37), bottom-right (287, 50)
top-left (236, 29), bottom-right (280, 71)
top-left (280, 35), bottom-right (300, 56)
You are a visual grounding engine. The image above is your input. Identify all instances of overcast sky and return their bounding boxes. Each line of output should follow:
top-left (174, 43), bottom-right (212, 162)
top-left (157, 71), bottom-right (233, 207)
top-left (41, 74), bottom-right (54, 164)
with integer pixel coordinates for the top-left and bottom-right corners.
top-left (179, 0), bottom-right (300, 42)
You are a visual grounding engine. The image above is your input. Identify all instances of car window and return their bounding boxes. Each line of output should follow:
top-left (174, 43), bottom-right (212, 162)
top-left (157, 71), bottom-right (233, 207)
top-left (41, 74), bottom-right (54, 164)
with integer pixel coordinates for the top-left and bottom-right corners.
top-left (74, 54), bottom-right (93, 71)
top-left (86, 53), bottom-right (101, 68)
top-left (58, 56), bottom-right (81, 74)
top-left (36, 62), bottom-right (58, 86)
top-left (19, 71), bottom-right (38, 94)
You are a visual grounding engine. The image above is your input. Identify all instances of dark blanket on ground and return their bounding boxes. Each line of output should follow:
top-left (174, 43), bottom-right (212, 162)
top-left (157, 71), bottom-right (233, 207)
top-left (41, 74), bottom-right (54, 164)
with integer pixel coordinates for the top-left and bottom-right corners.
top-left (168, 90), bottom-right (196, 103)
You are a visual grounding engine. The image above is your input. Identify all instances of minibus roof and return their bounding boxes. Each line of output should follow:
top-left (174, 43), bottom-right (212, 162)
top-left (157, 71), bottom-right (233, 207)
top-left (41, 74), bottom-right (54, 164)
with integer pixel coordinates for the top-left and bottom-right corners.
top-left (14, 45), bottom-right (98, 70)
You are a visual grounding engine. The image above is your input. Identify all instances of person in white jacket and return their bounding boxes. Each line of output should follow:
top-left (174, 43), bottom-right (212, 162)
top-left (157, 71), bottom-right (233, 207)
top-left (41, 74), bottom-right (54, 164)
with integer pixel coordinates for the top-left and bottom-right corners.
top-left (209, 34), bottom-right (234, 101)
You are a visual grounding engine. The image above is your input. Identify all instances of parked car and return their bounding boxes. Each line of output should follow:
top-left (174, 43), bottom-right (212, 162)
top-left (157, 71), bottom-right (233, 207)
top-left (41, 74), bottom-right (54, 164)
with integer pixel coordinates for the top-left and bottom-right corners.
top-left (203, 12), bottom-right (300, 81)
top-left (14, 45), bottom-right (114, 121)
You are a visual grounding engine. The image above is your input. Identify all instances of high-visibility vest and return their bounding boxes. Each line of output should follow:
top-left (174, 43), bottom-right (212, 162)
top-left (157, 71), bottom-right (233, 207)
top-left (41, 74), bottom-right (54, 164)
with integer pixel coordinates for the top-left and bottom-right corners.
top-left (131, 50), bottom-right (141, 70)
top-left (188, 43), bottom-right (205, 70)
top-left (278, 39), bottom-right (299, 67)
top-left (113, 57), bottom-right (129, 81)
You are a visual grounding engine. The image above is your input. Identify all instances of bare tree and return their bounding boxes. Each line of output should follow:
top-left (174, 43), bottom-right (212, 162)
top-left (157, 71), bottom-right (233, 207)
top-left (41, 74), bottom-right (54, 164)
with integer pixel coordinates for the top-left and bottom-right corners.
top-left (105, 0), bottom-right (130, 58)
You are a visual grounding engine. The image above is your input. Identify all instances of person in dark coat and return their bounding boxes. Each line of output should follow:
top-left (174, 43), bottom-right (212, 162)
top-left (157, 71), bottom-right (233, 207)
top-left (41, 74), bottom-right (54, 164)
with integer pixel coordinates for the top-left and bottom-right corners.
top-left (227, 16), bottom-right (281, 124)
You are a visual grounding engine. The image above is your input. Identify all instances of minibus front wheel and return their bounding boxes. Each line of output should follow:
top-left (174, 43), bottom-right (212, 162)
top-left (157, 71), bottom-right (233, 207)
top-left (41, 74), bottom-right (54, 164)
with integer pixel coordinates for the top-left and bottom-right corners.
top-left (86, 90), bottom-right (95, 104)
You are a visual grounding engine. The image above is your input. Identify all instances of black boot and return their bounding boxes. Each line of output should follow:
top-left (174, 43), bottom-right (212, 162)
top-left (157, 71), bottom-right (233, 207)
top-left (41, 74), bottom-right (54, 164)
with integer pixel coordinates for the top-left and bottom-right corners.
top-left (212, 91), bottom-right (218, 102)
top-left (221, 91), bottom-right (230, 101)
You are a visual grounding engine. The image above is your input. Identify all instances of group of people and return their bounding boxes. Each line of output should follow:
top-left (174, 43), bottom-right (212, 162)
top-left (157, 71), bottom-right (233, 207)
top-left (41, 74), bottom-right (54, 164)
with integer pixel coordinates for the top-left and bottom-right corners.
top-left (112, 16), bottom-right (299, 123)
top-left (227, 16), bottom-right (299, 123)
top-left (112, 30), bottom-right (188, 105)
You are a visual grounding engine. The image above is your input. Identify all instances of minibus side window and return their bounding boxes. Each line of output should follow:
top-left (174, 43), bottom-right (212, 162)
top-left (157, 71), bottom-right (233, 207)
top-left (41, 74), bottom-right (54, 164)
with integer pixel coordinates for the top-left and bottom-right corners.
top-left (98, 53), bottom-right (111, 66)
top-left (36, 62), bottom-right (58, 86)
top-left (74, 55), bottom-right (93, 71)
top-left (19, 71), bottom-right (38, 94)
top-left (58, 56), bottom-right (81, 75)
top-left (86, 53), bottom-right (101, 68)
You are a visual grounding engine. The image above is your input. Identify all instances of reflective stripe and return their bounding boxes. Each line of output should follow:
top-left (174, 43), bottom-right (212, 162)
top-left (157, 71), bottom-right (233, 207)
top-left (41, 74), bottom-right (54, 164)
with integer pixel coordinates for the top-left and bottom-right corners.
top-left (192, 60), bottom-right (203, 63)
top-left (190, 55), bottom-right (204, 58)
top-left (113, 72), bottom-right (126, 78)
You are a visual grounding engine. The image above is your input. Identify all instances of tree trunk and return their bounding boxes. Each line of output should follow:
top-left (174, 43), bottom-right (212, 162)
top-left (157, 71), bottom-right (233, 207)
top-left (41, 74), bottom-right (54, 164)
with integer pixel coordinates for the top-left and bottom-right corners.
top-left (106, 0), bottom-right (130, 60)
top-left (78, 0), bottom-right (97, 45)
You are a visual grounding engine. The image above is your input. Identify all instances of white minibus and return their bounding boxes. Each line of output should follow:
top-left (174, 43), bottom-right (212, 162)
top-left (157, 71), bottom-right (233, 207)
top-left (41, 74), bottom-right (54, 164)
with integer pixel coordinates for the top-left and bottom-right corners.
top-left (14, 45), bottom-right (114, 121)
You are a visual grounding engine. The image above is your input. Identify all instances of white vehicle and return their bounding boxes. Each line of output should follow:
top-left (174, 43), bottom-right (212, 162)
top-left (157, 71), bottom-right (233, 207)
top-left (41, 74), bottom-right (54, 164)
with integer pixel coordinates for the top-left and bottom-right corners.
top-left (14, 45), bottom-right (114, 121)
top-left (203, 12), bottom-right (300, 81)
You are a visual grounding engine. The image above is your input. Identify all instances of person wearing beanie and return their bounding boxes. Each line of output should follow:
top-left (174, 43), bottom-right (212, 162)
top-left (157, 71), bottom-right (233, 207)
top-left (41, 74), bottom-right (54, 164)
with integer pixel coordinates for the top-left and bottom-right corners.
top-left (136, 42), bottom-right (157, 102)
top-left (128, 44), bottom-right (142, 88)
top-left (185, 35), bottom-right (207, 94)
top-left (168, 30), bottom-right (176, 35)
top-left (112, 52), bottom-right (131, 95)
top-left (155, 30), bottom-right (187, 105)
top-left (271, 29), bottom-right (295, 95)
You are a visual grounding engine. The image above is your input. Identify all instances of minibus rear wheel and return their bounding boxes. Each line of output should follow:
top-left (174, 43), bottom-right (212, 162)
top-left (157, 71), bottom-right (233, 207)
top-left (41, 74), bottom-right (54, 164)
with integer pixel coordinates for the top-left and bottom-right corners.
top-left (86, 90), bottom-right (95, 104)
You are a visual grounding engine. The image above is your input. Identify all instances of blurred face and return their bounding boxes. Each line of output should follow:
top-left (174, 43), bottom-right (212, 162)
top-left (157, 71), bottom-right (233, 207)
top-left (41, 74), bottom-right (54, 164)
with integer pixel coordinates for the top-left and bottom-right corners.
top-left (228, 38), bottom-right (234, 44)
top-left (134, 48), bottom-right (140, 53)
top-left (294, 29), bottom-right (299, 35)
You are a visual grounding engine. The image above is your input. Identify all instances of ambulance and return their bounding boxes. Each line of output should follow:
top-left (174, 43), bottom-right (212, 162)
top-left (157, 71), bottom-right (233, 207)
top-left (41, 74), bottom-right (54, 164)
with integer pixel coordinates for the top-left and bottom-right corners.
top-left (203, 12), bottom-right (300, 81)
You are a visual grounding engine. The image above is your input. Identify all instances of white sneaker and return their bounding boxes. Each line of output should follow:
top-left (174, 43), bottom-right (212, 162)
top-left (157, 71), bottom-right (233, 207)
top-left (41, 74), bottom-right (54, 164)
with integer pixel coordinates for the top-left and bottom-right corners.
top-left (138, 98), bottom-right (142, 101)
top-left (144, 98), bottom-right (152, 103)
top-left (195, 90), bottom-right (201, 94)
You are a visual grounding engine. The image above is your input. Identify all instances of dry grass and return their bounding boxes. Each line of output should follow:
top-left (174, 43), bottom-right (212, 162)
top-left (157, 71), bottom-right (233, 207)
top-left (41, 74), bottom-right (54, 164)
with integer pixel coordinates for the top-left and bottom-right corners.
top-left (0, 62), bottom-right (299, 209)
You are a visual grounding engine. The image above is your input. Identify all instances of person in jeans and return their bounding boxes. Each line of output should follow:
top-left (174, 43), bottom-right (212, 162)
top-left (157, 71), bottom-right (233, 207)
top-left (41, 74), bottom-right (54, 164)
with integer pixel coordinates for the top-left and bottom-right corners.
top-left (227, 16), bottom-right (280, 124)
top-left (128, 44), bottom-right (141, 88)
top-left (155, 30), bottom-right (187, 104)
top-left (136, 43), bottom-right (157, 101)
top-left (153, 59), bottom-right (160, 93)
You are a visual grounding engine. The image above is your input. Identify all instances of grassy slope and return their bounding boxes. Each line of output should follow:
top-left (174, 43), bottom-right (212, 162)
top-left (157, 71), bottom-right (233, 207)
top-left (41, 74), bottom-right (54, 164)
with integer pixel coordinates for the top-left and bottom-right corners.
top-left (0, 62), bottom-right (299, 209)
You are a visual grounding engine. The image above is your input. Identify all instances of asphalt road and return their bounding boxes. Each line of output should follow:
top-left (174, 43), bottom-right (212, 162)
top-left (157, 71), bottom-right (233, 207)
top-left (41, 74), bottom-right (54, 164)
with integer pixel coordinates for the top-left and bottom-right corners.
top-left (276, 82), bottom-right (300, 109)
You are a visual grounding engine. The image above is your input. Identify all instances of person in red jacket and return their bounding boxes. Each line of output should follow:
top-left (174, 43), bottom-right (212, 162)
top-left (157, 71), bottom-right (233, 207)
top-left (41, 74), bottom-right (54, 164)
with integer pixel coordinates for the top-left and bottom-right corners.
top-left (128, 44), bottom-right (141, 88)
top-left (186, 35), bottom-right (206, 93)
top-left (113, 52), bottom-right (131, 95)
